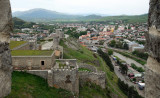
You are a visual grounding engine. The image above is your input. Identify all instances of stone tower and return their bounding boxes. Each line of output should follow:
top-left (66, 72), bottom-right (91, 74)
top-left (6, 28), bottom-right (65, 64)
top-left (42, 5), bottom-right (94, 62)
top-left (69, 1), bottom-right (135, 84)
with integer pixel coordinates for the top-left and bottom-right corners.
top-left (0, 0), bottom-right (13, 97)
top-left (145, 0), bottom-right (160, 98)
top-left (52, 34), bottom-right (59, 50)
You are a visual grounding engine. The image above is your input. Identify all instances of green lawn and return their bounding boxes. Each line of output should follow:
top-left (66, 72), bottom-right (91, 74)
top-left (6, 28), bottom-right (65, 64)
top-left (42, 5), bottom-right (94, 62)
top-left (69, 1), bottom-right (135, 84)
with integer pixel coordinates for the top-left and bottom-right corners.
top-left (11, 50), bottom-right (53, 56)
top-left (6, 71), bottom-right (73, 98)
top-left (10, 41), bottom-right (27, 49)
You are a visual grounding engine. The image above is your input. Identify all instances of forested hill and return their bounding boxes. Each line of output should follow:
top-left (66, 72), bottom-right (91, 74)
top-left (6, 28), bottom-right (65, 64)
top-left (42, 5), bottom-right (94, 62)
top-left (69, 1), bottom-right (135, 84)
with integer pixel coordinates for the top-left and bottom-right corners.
top-left (12, 17), bottom-right (36, 29)
top-left (13, 8), bottom-right (148, 23)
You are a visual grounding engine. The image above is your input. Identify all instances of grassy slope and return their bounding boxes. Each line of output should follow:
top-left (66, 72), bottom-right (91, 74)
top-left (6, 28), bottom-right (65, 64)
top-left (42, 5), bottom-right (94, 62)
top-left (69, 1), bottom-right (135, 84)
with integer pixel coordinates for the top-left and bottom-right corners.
top-left (79, 82), bottom-right (111, 98)
top-left (10, 41), bottom-right (27, 49)
top-left (6, 71), bottom-right (73, 98)
top-left (11, 50), bottom-right (53, 56)
top-left (60, 38), bottom-right (127, 98)
top-left (60, 39), bottom-right (98, 66)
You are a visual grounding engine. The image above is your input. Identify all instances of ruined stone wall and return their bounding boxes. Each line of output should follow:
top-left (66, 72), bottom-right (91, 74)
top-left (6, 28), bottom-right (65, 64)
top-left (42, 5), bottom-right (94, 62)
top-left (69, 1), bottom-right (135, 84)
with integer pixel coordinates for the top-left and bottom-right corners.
top-left (52, 68), bottom-right (79, 95)
top-left (26, 70), bottom-right (48, 79)
top-left (56, 59), bottom-right (77, 68)
top-left (78, 63), bottom-right (97, 72)
top-left (79, 71), bottom-right (106, 89)
top-left (12, 54), bottom-right (55, 70)
top-left (52, 35), bottom-right (59, 50)
top-left (145, 0), bottom-right (160, 97)
top-left (0, 0), bottom-right (13, 97)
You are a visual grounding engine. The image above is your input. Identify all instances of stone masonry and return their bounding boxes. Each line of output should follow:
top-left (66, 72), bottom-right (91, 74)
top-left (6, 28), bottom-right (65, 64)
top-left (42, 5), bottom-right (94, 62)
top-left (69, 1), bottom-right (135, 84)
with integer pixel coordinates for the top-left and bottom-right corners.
top-left (145, 0), bottom-right (160, 98)
top-left (0, 0), bottom-right (13, 97)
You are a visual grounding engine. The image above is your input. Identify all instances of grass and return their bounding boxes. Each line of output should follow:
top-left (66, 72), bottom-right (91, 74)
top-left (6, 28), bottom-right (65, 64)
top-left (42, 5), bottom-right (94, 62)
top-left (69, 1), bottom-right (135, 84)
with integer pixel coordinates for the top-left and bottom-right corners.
top-left (79, 82), bottom-right (111, 98)
top-left (6, 71), bottom-right (73, 98)
top-left (10, 41), bottom-right (27, 49)
top-left (11, 50), bottom-right (53, 56)
top-left (59, 63), bottom-right (66, 68)
top-left (60, 39), bottom-right (97, 66)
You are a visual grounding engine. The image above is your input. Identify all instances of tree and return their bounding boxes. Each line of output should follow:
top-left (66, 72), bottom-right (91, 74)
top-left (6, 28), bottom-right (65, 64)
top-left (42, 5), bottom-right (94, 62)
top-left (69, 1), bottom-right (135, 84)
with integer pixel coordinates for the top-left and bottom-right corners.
top-left (123, 42), bottom-right (129, 50)
top-left (109, 40), bottom-right (116, 47)
top-left (108, 49), bottom-right (113, 55)
top-left (98, 48), bottom-right (114, 71)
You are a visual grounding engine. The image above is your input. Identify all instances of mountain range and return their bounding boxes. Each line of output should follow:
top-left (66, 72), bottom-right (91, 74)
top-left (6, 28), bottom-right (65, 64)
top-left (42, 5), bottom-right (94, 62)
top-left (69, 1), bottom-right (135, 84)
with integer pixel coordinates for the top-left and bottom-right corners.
top-left (13, 8), bottom-right (148, 23)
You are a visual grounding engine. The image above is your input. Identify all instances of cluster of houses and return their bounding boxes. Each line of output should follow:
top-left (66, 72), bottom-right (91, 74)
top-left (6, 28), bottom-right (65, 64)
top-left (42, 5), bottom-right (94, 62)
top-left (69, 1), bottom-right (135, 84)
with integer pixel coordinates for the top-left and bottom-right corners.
top-left (124, 39), bottom-right (145, 52)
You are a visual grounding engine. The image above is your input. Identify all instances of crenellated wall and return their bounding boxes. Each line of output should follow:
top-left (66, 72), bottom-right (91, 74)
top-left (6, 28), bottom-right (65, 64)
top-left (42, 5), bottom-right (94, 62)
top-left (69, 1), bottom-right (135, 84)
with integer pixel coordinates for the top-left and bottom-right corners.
top-left (52, 68), bottom-right (79, 95)
top-left (21, 61), bottom-right (106, 95)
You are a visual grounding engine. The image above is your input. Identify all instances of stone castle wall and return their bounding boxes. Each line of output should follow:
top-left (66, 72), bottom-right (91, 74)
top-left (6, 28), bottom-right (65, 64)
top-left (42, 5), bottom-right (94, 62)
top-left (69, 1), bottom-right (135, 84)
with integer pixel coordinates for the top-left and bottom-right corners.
top-left (79, 71), bottom-right (106, 89)
top-left (51, 68), bottom-right (79, 95)
top-left (26, 70), bottom-right (49, 79)
top-left (20, 62), bottom-right (106, 95)
top-left (12, 52), bottom-right (55, 70)
top-left (145, 0), bottom-right (160, 97)
top-left (0, 0), bottom-right (13, 97)
top-left (78, 63), bottom-right (97, 72)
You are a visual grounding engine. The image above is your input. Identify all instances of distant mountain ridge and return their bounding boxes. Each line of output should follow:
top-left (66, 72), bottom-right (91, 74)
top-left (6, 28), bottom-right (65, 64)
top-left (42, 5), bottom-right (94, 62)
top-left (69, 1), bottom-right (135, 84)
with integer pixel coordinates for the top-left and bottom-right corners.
top-left (13, 8), bottom-right (83, 22)
top-left (13, 8), bottom-right (148, 23)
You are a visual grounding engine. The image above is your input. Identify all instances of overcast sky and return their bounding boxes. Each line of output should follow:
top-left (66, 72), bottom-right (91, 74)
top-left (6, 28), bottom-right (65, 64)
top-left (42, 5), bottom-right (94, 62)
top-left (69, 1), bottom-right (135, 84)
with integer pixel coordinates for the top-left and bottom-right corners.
top-left (10, 0), bottom-right (149, 15)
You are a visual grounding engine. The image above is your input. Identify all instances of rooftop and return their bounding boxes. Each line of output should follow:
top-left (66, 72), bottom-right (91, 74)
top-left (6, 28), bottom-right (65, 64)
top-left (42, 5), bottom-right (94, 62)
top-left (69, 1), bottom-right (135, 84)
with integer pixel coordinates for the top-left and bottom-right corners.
top-left (11, 50), bottom-right (53, 56)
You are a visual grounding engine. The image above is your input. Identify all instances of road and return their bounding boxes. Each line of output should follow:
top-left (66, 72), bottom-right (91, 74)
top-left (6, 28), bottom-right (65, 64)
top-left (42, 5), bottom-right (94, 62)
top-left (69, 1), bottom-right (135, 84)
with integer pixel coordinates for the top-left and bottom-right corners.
top-left (113, 52), bottom-right (144, 69)
top-left (112, 58), bottom-right (135, 86)
top-left (111, 58), bottom-right (145, 97)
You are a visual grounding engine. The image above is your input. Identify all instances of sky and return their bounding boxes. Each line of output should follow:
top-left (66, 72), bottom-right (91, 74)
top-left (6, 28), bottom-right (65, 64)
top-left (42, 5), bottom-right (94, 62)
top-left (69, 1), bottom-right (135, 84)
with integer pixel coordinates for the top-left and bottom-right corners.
top-left (10, 0), bottom-right (150, 16)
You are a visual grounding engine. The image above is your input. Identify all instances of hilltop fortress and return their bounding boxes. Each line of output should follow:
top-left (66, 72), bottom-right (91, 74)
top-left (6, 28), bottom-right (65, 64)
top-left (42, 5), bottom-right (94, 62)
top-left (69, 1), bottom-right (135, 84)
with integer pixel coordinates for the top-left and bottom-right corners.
top-left (11, 29), bottom-right (106, 95)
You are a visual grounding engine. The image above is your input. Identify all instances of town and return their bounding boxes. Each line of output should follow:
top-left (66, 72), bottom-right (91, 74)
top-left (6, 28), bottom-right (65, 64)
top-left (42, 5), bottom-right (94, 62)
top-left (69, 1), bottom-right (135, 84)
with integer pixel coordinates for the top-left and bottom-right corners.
top-left (9, 17), bottom-right (148, 97)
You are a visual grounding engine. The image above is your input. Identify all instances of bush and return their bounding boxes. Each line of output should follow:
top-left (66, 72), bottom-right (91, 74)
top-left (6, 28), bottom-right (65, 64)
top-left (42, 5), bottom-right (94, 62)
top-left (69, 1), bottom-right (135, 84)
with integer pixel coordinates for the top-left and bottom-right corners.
top-left (131, 63), bottom-right (145, 72)
top-left (132, 51), bottom-right (148, 60)
top-left (108, 49), bottom-right (113, 55)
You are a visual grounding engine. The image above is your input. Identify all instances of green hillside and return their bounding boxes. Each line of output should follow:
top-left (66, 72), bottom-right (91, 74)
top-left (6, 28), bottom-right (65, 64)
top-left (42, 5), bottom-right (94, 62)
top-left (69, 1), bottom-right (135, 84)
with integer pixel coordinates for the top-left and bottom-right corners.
top-left (99, 14), bottom-right (148, 23)
top-left (60, 38), bottom-right (127, 98)
top-left (13, 17), bottom-right (36, 29)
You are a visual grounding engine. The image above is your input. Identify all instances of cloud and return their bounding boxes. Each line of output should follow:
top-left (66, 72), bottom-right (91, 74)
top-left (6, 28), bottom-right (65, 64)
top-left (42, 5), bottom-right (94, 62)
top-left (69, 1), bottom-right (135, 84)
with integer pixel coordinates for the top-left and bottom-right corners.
top-left (10, 0), bottom-right (149, 15)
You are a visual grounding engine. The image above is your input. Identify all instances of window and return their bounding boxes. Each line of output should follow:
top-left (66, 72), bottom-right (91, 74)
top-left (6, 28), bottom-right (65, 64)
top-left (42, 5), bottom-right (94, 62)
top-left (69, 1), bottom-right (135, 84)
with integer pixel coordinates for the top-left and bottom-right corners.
top-left (41, 61), bottom-right (44, 66)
